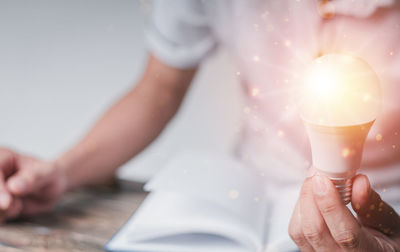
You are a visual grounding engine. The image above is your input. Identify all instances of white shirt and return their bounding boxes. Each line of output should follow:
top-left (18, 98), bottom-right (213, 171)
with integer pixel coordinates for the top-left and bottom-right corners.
top-left (146, 0), bottom-right (400, 206)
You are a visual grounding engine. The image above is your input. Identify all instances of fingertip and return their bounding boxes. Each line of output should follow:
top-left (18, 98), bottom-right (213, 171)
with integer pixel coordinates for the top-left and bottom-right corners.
top-left (351, 174), bottom-right (371, 211)
top-left (0, 193), bottom-right (11, 210)
top-left (312, 174), bottom-right (336, 197)
top-left (299, 176), bottom-right (314, 198)
top-left (6, 177), bottom-right (27, 195)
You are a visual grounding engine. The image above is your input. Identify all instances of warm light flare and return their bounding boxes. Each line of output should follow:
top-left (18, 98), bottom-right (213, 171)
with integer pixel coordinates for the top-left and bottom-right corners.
top-left (305, 68), bottom-right (338, 98)
top-left (299, 54), bottom-right (381, 127)
top-left (342, 148), bottom-right (350, 158)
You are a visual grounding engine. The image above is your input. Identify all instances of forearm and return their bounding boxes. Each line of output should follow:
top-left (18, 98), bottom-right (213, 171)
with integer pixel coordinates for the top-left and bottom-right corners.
top-left (55, 57), bottom-right (195, 191)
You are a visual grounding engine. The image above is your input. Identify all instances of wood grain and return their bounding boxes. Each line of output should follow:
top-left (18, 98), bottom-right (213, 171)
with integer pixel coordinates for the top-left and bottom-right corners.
top-left (0, 180), bottom-right (147, 252)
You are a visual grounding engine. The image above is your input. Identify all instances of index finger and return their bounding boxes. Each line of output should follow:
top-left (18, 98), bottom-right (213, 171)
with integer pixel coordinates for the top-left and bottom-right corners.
top-left (311, 174), bottom-right (367, 250)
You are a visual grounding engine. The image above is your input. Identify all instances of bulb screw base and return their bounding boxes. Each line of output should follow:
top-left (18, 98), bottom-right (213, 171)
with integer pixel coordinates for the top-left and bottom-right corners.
top-left (329, 176), bottom-right (354, 205)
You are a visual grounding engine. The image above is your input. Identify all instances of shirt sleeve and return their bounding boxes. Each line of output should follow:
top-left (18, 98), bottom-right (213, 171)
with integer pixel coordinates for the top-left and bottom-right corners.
top-left (145, 0), bottom-right (217, 69)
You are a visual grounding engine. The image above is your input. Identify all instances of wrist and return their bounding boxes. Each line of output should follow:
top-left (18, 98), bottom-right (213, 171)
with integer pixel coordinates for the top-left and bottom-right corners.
top-left (52, 158), bottom-right (71, 193)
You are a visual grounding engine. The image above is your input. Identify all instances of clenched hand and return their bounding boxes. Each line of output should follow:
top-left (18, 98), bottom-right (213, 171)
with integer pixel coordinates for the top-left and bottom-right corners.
top-left (289, 173), bottom-right (400, 251)
top-left (0, 148), bottom-right (67, 221)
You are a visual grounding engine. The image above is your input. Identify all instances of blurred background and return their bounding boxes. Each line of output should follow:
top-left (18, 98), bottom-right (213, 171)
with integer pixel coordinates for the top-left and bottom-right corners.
top-left (0, 0), bottom-right (243, 182)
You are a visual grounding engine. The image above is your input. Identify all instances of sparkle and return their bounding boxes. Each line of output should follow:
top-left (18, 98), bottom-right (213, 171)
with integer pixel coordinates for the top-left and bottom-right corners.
top-left (253, 55), bottom-right (260, 62)
top-left (254, 196), bottom-right (260, 202)
top-left (317, 0), bottom-right (335, 19)
top-left (253, 23), bottom-right (259, 31)
top-left (228, 189), bottom-right (239, 199)
top-left (284, 40), bottom-right (292, 47)
top-left (389, 51), bottom-right (394, 56)
top-left (363, 93), bottom-right (370, 102)
top-left (251, 88), bottom-right (260, 97)
top-left (277, 130), bottom-right (285, 137)
top-left (261, 11), bottom-right (270, 19)
top-left (342, 148), bottom-right (350, 158)
top-left (392, 145), bottom-right (396, 149)
top-left (266, 24), bottom-right (274, 32)
top-left (376, 134), bottom-right (383, 141)
top-left (369, 204), bottom-right (375, 210)
top-left (236, 71), bottom-right (241, 76)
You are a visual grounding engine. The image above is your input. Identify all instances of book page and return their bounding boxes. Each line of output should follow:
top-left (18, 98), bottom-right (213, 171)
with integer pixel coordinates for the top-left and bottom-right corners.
top-left (145, 151), bottom-right (268, 243)
top-left (106, 191), bottom-right (258, 252)
top-left (106, 151), bottom-right (269, 252)
top-left (263, 184), bottom-right (300, 252)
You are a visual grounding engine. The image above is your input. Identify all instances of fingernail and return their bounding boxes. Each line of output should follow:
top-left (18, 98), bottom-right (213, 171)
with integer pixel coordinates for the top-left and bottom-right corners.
top-left (9, 179), bottom-right (26, 193)
top-left (362, 175), bottom-right (371, 196)
top-left (0, 194), bottom-right (10, 209)
top-left (312, 174), bottom-right (327, 195)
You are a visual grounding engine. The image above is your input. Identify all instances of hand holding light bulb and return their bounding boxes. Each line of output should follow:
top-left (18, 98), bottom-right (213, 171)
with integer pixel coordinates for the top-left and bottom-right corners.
top-left (289, 56), bottom-right (400, 250)
top-left (299, 54), bottom-right (381, 204)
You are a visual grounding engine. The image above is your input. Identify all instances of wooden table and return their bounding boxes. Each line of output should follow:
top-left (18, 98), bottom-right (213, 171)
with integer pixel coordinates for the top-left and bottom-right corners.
top-left (0, 180), bottom-right (148, 252)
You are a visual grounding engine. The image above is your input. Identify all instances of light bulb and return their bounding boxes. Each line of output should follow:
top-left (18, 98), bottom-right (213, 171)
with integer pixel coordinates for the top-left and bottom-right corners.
top-left (299, 54), bottom-right (381, 204)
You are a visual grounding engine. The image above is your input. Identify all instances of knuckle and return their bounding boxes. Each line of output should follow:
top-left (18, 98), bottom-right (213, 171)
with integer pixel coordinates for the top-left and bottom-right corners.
top-left (299, 188), bottom-right (310, 199)
top-left (334, 231), bottom-right (360, 249)
top-left (0, 150), bottom-right (14, 163)
top-left (299, 184), bottom-right (313, 199)
top-left (0, 148), bottom-right (13, 155)
top-left (320, 202), bottom-right (337, 216)
top-left (303, 224), bottom-right (325, 246)
top-left (289, 228), bottom-right (307, 247)
top-left (288, 224), bottom-right (300, 240)
top-left (304, 230), bottom-right (323, 245)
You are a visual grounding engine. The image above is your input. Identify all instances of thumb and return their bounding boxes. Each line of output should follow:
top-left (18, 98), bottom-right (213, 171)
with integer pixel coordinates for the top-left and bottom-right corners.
top-left (351, 174), bottom-right (400, 236)
top-left (6, 170), bottom-right (36, 196)
top-left (6, 157), bottom-right (52, 196)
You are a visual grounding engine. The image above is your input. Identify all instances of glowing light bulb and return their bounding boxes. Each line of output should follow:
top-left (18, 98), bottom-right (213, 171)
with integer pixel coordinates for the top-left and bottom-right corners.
top-left (299, 54), bottom-right (381, 204)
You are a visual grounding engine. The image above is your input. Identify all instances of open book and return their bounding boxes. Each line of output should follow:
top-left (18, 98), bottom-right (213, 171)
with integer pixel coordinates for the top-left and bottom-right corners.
top-left (105, 152), bottom-right (300, 252)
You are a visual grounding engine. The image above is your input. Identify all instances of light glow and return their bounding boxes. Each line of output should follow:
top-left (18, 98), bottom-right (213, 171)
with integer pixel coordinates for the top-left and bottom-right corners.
top-left (342, 148), bottom-right (350, 158)
top-left (299, 54), bottom-right (381, 127)
top-left (251, 88), bottom-right (260, 97)
top-left (306, 68), bottom-right (338, 98)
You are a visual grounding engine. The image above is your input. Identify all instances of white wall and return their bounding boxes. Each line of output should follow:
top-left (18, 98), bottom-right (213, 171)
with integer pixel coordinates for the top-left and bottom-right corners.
top-left (0, 0), bottom-right (242, 182)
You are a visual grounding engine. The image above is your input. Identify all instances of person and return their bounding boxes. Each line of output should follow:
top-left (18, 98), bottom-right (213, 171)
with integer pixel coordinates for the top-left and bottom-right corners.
top-left (1, 0), bottom-right (399, 250)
